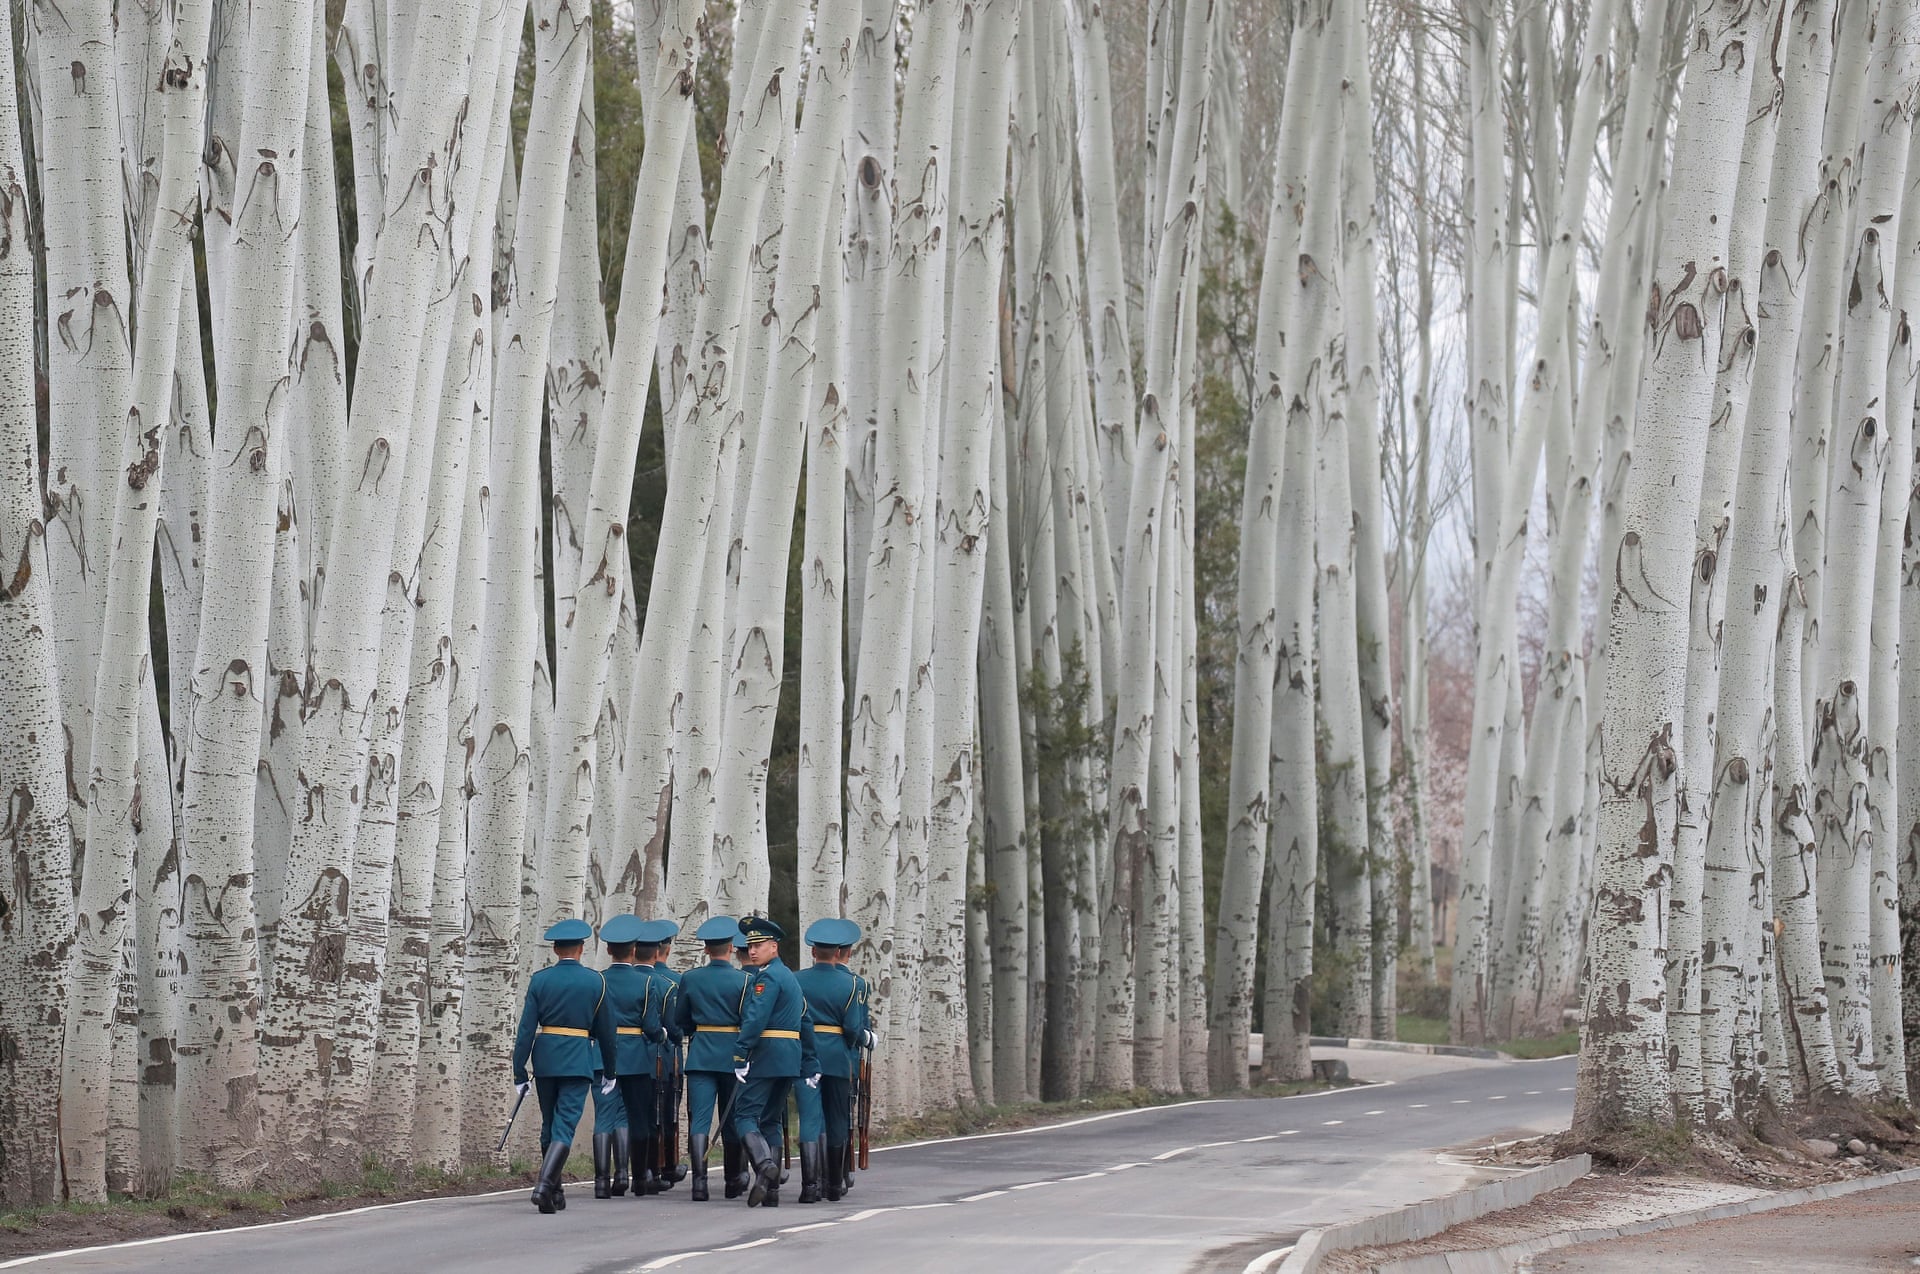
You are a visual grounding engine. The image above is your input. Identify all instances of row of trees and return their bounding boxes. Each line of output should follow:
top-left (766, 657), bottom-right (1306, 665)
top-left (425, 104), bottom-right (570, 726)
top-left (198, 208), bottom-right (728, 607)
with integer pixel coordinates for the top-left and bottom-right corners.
top-left (5, 0), bottom-right (1919, 1213)
top-left (0, 0), bottom-right (1286, 1203)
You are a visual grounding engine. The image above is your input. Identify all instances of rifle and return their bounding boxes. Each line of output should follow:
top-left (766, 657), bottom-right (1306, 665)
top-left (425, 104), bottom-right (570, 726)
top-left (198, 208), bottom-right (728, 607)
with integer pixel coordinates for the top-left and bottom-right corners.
top-left (856, 1045), bottom-right (872, 1170)
top-left (497, 1087), bottom-right (528, 1155)
top-left (669, 1046), bottom-right (687, 1180)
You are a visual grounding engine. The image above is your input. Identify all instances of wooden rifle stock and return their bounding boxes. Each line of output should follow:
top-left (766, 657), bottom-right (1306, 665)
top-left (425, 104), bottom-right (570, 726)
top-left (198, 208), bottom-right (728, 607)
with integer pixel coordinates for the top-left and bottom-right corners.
top-left (856, 1049), bottom-right (872, 1169)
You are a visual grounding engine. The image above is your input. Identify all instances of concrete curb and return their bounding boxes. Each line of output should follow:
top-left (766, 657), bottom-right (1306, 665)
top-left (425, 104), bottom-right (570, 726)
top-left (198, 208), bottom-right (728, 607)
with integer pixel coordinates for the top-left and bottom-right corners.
top-left (1309, 1036), bottom-right (1503, 1061)
top-left (1273, 1155), bottom-right (1592, 1273)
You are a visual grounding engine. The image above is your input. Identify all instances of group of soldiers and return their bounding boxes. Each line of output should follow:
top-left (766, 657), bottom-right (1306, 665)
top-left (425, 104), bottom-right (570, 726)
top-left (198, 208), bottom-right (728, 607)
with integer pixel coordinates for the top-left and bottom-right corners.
top-left (511, 912), bottom-right (875, 1214)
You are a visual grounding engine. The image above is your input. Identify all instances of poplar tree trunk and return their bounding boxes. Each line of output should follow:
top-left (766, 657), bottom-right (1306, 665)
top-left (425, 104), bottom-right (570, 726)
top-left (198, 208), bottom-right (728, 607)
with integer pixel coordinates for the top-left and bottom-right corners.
top-left (1575, 0), bottom-right (1770, 1134)
top-left (0, 1), bottom-right (76, 1199)
top-left (1811, 0), bottom-right (1918, 1096)
top-left (1210, 0), bottom-right (1340, 1090)
top-left (176, 0), bottom-right (319, 1186)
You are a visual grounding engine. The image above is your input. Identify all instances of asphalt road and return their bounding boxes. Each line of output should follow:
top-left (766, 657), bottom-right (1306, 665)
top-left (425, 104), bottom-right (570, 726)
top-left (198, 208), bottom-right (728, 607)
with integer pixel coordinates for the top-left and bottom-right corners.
top-left (11, 1051), bottom-right (1578, 1274)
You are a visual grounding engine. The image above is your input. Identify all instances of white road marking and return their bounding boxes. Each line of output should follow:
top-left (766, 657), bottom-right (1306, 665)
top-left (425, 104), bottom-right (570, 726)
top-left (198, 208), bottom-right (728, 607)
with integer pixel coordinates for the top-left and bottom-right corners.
top-left (872, 1099), bottom-right (1230, 1154)
top-left (1010, 1180), bottom-right (1055, 1190)
top-left (779, 1222), bottom-right (839, 1233)
top-left (638, 1253), bottom-right (712, 1271)
top-left (1526, 1090), bottom-right (1542, 1095)
top-left (1278, 1129), bottom-right (1299, 1135)
top-left (1408, 1103), bottom-right (1429, 1108)
top-left (1559, 1086), bottom-right (1574, 1091)
top-left (1488, 1095), bottom-right (1507, 1100)
top-left (0, 1183), bottom-right (544, 1270)
top-left (1154, 1146), bottom-right (1198, 1160)
top-left (715, 1237), bottom-right (780, 1252)
top-left (1322, 1120), bottom-right (1344, 1126)
top-left (1452, 1099), bottom-right (1472, 1104)
top-left (1057, 1172), bottom-right (1109, 1183)
top-left (1240, 1135), bottom-right (1279, 1143)
top-left (1242, 1242), bottom-right (1297, 1273)
top-left (894, 1203), bottom-right (956, 1210)
top-left (842, 1208), bottom-right (890, 1222)
top-left (961, 1189), bottom-right (1009, 1202)
top-left (1364, 1110), bottom-right (1385, 1115)
top-left (1107, 1162), bottom-right (1147, 1171)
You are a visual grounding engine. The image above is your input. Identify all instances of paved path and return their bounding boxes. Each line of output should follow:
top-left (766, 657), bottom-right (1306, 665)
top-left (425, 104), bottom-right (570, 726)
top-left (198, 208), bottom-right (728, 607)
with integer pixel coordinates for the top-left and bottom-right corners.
top-left (1531, 1178), bottom-right (1920, 1273)
top-left (7, 1052), bottom-right (1577, 1274)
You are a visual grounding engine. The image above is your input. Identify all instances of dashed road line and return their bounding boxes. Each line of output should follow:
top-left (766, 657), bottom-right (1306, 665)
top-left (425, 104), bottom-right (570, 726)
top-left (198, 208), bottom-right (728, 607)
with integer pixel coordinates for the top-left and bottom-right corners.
top-left (961, 1189), bottom-right (1009, 1202)
top-left (1322, 1120), bottom-right (1344, 1126)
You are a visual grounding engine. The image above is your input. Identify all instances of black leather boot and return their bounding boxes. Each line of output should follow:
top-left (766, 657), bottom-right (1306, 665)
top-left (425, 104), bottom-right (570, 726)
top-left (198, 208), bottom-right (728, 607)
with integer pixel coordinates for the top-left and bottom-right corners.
top-left (722, 1131), bottom-right (746, 1198)
top-left (610, 1128), bottom-right (630, 1196)
top-left (531, 1141), bottom-right (570, 1214)
top-left (742, 1130), bottom-right (779, 1207)
top-left (592, 1133), bottom-right (613, 1199)
top-left (688, 1134), bottom-right (710, 1200)
top-left (797, 1139), bottom-right (823, 1204)
top-left (825, 1143), bottom-right (847, 1201)
top-left (633, 1135), bottom-right (655, 1195)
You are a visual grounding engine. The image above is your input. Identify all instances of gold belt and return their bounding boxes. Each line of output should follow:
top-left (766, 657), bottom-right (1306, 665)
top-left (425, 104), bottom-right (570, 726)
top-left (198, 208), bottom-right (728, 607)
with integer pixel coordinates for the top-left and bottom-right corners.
top-left (616, 1027), bottom-right (647, 1035)
top-left (539, 1026), bottom-right (589, 1037)
top-left (761, 1030), bottom-right (800, 1040)
top-left (695, 1025), bottom-right (736, 1033)
top-left (814, 1025), bottom-right (844, 1035)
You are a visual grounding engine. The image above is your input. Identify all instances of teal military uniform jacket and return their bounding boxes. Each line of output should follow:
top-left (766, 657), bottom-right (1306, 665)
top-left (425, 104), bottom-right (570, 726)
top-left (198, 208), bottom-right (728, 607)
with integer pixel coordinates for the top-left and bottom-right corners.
top-left (794, 963), bottom-right (870, 1079)
top-left (675, 957), bottom-right (749, 1071)
top-left (651, 960), bottom-right (683, 1068)
top-left (511, 958), bottom-right (618, 1082)
top-left (734, 956), bottom-right (818, 1078)
top-left (602, 962), bottom-right (666, 1075)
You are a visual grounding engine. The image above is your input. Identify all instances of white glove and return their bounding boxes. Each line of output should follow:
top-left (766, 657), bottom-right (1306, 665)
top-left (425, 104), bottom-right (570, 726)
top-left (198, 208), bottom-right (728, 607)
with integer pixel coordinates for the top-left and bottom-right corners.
top-left (804, 1073), bottom-right (821, 1090)
top-left (600, 1076), bottom-right (618, 1096)
top-left (515, 1080), bottom-right (531, 1098)
top-left (734, 1063), bottom-right (750, 1083)
top-left (860, 1030), bottom-right (876, 1049)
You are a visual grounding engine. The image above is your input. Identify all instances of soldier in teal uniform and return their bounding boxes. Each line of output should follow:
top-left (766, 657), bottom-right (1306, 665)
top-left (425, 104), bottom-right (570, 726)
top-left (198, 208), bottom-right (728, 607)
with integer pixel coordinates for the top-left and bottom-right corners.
top-left (641, 919), bottom-right (686, 1189)
top-left (596, 914), bottom-right (666, 1198)
top-left (511, 918), bottom-right (618, 1213)
top-left (675, 914), bottom-right (749, 1199)
top-left (794, 918), bottom-right (874, 1203)
top-left (731, 915), bottom-right (818, 1207)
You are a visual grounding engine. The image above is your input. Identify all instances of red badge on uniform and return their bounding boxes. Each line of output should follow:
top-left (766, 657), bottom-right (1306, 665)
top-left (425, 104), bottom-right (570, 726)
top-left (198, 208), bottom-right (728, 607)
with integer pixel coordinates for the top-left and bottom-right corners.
top-left (754, 984), bottom-right (764, 995)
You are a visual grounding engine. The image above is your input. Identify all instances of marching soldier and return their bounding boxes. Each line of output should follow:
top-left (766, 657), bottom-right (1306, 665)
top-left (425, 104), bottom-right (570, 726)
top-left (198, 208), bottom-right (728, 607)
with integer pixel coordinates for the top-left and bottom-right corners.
top-left (675, 915), bottom-right (749, 1200)
top-left (511, 918), bottom-right (618, 1214)
top-left (794, 918), bottom-right (872, 1203)
top-left (731, 915), bottom-right (818, 1207)
top-left (642, 919), bottom-right (686, 1189)
top-left (596, 914), bottom-right (666, 1198)
top-left (586, 1050), bottom-right (629, 1196)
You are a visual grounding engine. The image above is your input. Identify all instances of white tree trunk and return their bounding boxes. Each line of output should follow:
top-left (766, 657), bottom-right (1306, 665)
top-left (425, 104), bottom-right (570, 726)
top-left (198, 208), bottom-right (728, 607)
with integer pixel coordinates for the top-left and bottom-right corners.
top-left (539, 0), bottom-right (699, 943)
top-left (260, 0), bottom-right (487, 1171)
top-left (843, 0), bottom-right (963, 1091)
top-left (839, 0), bottom-right (895, 679)
top-left (62, 0), bottom-right (210, 1200)
top-left (1209, 0), bottom-right (1341, 1089)
top-left (0, 4), bottom-right (76, 1198)
top-left (710, 0), bottom-right (863, 922)
top-left (176, 0), bottom-right (319, 1186)
top-left (1098, 0), bottom-right (1213, 1093)
top-left (1810, 0), bottom-right (1918, 1097)
top-left (1575, 0), bottom-right (1768, 1133)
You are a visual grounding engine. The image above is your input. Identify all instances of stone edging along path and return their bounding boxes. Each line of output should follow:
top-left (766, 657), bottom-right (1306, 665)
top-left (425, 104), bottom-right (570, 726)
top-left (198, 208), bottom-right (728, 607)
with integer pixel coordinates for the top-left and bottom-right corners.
top-left (1274, 1154), bottom-right (1594, 1272)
